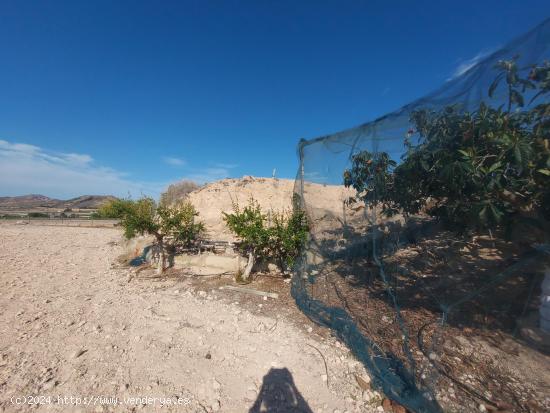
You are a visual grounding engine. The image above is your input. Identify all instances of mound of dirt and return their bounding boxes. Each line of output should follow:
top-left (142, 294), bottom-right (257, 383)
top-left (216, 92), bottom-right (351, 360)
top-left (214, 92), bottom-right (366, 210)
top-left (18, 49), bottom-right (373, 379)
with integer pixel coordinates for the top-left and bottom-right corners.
top-left (187, 176), bottom-right (357, 241)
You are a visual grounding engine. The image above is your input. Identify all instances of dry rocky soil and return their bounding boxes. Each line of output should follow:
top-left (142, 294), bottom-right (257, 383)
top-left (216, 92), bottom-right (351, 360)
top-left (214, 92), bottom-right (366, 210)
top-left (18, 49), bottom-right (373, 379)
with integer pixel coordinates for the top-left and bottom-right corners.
top-left (0, 223), bottom-right (378, 413)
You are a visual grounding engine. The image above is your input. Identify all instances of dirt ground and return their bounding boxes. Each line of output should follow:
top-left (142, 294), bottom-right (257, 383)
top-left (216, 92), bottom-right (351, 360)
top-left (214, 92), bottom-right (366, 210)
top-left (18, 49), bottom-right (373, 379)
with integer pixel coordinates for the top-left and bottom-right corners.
top-left (0, 223), bottom-right (378, 413)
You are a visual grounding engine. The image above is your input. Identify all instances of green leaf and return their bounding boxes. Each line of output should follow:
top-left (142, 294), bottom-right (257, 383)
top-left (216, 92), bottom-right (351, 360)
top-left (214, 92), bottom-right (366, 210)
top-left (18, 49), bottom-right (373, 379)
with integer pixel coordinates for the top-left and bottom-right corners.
top-left (510, 89), bottom-right (524, 107)
top-left (514, 145), bottom-right (523, 165)
top-left (420, 158), bottom-right (430, 171)
top-left (537, 169), bottom-right (550, 176)
top-left (489, 204), bottom-right (504, 223)
top-left (478, 206), bottom-right (488, 222)
top-left (488, 161), bottom-right (502, 173)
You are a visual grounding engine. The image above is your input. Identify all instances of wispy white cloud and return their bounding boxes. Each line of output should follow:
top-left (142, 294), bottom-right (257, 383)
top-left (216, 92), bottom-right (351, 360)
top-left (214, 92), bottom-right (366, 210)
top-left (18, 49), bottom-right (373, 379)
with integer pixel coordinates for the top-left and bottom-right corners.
top-left (449, 49), bottom-right (495, 80)
top-left (158, 162), bottom-right (238, 193)
top-left (0, 139), bottom-right (163, 199)
top-left (185, 167), bottom-right (232, 184)
top-left (212, 162), bottom-right (239, 169)
top-left (163, 156), bottom-right (186, 166)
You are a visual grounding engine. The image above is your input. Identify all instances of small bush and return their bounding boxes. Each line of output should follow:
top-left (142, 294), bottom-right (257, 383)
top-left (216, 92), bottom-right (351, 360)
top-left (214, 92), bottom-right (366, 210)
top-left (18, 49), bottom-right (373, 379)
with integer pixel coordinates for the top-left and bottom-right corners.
top-left (100, 197), bottom-right (205, 273)
top-left (97, 198), bottom-right (136, 219)
top-left (223, 198), bottom-right (309, 280)
top-left (28, 212), bottom-right (49, 218)
top-left (160, 180), bottom-right (199, 206)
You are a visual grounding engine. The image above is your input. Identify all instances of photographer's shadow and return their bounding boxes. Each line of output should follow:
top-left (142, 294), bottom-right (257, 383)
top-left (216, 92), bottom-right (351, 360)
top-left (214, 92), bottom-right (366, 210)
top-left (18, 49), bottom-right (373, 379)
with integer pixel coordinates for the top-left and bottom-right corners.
top-left (248, 368), bottom-right (314, 413)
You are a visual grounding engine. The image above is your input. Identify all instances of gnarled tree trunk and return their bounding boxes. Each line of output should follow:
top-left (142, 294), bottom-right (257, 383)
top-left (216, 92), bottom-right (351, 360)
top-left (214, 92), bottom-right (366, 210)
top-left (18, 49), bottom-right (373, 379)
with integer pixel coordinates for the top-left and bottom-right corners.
top-left (241, 251), bottom-right (255, 282)
top-left (156, 236), bottom-right (165, 275)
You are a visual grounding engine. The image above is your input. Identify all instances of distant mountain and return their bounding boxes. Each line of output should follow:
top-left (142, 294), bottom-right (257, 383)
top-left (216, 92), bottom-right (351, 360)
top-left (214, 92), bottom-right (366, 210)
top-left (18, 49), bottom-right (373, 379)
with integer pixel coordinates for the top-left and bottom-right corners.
top-left (0, 194), bottom-right (117, 210)
top-left (62, 195), bottom-right (118, 209)
top-left (0, 194), bottom-right (60, 209)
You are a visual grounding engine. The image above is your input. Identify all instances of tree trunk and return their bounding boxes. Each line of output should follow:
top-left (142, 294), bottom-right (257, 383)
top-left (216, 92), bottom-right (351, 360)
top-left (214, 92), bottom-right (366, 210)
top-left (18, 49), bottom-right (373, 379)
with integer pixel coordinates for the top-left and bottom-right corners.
top-left (541, 267), bottom-right (550, 333)
top-left (241, 251), bottom-right (255, 282)
top-left (156, 237), bottom-right (165, 275)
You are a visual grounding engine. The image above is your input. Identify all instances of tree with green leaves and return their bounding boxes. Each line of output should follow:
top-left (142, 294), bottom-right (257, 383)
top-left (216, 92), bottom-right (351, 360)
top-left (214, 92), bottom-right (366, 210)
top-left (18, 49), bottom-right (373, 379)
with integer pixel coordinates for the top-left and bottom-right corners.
top-left (223, 198), bottom-right (309, 282)
top-left (99, 198), bottom-right (205, 274)
top-left (344, 58), bottom-right (550, 333)
top-left (344, 58), bottom-right (550, 234)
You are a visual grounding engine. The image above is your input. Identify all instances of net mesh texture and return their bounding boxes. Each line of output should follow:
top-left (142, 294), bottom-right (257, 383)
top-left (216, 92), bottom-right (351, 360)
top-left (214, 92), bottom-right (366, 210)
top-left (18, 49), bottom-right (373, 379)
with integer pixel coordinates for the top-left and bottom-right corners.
top-left (293, 18), bottom-right (550, 413)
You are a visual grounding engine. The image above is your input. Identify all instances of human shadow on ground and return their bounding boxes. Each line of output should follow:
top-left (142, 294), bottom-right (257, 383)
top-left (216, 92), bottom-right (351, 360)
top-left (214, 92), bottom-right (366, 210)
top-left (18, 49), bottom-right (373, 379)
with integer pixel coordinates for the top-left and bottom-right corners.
top-left (248, 368), bottom-right (314, 413)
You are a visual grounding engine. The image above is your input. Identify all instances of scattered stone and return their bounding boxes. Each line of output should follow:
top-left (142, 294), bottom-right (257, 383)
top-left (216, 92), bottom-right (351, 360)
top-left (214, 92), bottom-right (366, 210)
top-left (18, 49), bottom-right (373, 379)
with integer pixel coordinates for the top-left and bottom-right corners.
top-left (382, 398), bottom-right (392, 412)
top-left (381, 315), bottom-right (392, 324)
top-left (354, 373), bottom-right (371, 391)
top-left (71, 349), bottom-right (87, 359)
top-left (43, 379), bottom-right (57, 390)
top-left (212, 379), bottom-right (221, 390)
top-left (205, 352), bottom-right (212, 359)
top-left (393, 403), bottom-right (407, 413)
top-left (211, 400), bottom-right (221, 412)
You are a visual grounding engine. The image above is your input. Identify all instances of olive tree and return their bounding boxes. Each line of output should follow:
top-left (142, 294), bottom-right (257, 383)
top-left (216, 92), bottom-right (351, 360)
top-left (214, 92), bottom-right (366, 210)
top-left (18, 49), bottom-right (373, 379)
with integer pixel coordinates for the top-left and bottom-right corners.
top-left (223, 199), bottom-right (309, 282)
top-left (99, 198), bottom-right (205, 274)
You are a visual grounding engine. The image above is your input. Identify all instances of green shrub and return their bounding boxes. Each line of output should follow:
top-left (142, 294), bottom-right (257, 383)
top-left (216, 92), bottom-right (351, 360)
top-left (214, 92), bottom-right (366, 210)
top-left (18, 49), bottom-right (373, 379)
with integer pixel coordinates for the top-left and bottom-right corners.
top-left (223, 198), bottom-right (309, 280)
top-left (101, 197), bottom-right (205, 273)
top-left (97, 198), bottom-right (136, 219)
top-left (28, 212), bottom-right (49, 218)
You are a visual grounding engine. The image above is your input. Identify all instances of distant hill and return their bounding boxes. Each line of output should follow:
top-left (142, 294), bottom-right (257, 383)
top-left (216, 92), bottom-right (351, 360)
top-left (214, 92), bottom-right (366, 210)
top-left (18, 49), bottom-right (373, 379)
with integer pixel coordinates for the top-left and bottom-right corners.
top-left (62, 195), bottom-right (118, 209)
top-left (0, 194), bottom-right (117, 210)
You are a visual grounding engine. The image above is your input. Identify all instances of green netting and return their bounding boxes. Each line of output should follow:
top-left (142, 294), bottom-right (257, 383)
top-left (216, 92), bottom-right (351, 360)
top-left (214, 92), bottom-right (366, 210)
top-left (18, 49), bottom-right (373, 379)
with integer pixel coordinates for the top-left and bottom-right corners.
top-left (293, 19), bottom-right (550, 413)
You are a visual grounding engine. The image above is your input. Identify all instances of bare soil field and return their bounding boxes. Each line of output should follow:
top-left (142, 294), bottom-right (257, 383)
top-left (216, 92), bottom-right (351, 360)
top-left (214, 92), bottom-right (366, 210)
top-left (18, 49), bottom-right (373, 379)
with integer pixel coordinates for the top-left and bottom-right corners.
top-left (0, 223), bottom-right (376, 413)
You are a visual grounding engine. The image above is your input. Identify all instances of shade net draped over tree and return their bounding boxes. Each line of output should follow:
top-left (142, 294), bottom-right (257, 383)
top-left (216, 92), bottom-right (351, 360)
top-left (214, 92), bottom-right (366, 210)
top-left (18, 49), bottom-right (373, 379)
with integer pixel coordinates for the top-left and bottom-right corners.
top-left (293, 19), bottom-right (550, 413)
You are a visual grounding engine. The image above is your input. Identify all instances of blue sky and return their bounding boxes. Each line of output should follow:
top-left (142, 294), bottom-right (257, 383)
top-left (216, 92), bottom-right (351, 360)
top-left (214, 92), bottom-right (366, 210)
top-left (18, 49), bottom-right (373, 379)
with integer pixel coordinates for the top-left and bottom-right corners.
top-left (1, 1), bottom-right (549, 199)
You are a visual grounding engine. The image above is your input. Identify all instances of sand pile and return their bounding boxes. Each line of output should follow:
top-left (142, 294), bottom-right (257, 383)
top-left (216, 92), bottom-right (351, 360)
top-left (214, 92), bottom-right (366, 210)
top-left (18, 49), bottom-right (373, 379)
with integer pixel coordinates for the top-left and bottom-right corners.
top-left (187, 176), bottom-right (356, 241)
